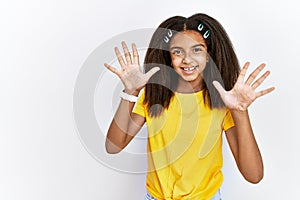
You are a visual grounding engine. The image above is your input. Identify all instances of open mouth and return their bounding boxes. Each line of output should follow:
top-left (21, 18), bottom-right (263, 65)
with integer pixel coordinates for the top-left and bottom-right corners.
top-left (181, 65), bottom-right (198, 73)
top-left (183, 66), bottom-right (196, 71)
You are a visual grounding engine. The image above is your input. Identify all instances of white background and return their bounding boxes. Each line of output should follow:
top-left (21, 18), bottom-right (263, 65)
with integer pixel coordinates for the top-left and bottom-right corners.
top-left (1, 0), bottom-right (299, 199)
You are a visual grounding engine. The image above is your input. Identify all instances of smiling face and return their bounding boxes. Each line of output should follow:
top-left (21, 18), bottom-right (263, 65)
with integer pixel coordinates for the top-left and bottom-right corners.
top-left (169, 30), bottom-right (208, 92)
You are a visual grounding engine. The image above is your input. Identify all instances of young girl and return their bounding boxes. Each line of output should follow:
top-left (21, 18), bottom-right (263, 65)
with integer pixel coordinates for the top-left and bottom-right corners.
top-left (104, 13), bottom-right (274, 200)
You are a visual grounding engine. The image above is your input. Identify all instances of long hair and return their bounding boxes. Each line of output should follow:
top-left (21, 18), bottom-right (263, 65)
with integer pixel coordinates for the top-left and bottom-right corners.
top-left (144, 13), bottom-right (240, 117)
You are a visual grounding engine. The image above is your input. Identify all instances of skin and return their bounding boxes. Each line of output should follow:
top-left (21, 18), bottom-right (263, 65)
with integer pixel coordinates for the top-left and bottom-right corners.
top-left (169, 30), bottom-right (207, 93)
top-left (104, 31), bottom-right (275, 184)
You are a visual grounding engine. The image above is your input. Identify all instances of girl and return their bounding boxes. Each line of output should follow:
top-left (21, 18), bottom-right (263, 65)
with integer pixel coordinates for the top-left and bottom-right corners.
top-left (104, 13), bottom-right (274, 200)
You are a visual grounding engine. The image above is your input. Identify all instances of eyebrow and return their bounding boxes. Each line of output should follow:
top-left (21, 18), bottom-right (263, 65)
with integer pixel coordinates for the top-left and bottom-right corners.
top-left (170, 44), bottom-right (206, 50)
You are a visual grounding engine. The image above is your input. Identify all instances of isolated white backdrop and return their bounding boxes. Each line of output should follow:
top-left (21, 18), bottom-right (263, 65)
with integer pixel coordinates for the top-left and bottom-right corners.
top-left (1, 0), bottom-right (299, 199)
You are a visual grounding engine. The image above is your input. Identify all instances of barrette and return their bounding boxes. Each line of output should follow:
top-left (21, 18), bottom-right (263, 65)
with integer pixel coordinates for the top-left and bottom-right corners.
top-left (164, 29), bottom-right (173, 43)
top-left (197, 23), bottom-right (210, 39)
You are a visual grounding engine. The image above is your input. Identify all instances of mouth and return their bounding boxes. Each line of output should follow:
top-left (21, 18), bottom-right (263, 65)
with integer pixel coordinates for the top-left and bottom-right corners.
top-left (181, 66), bottom-right (198, 74)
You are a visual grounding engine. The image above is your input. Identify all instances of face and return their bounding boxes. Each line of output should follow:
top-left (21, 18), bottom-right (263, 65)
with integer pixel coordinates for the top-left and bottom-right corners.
top-left (169, 30), bottom-right (208, 87)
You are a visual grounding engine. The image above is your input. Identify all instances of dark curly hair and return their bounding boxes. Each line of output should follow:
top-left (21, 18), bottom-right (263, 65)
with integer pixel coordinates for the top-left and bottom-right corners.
top-left (143, 13), bottom-right (240, 117)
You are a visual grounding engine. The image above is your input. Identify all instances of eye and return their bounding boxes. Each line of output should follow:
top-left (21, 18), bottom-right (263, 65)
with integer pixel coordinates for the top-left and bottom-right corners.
top-left (172, 49), bottom-right (182, 55)
top-left (193, 47), bottom-right (203, 53)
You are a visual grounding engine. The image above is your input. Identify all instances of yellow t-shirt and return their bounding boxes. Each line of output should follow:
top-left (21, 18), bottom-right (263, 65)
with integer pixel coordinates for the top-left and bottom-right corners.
top-left (133, 89), bottom-right (234, 200)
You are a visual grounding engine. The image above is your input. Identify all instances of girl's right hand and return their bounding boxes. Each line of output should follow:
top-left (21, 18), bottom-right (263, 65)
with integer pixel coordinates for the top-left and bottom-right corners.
top-left (104, 41), bottom-right (160, 94)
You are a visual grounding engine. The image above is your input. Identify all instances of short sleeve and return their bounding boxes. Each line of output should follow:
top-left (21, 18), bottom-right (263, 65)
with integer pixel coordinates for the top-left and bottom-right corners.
top-left (223, 108), bottom-right (235, 131)
top-left (132, 89), bottom-right (146, 117)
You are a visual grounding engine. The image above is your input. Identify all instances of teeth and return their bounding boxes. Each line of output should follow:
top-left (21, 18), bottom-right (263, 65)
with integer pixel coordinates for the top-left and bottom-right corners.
top-left (183, 66), bottom-right (196, 71)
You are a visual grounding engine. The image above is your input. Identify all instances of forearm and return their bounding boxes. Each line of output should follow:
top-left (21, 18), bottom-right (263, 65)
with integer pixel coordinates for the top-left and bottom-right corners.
top-left (105, 90), bottom-right (139, 153)
top-left (231, 109), bottom-right (264, 183)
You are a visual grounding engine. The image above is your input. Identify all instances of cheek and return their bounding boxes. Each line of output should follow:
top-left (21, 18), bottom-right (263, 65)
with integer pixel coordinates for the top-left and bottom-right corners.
top-left (170, 56), bottom-right (182, 66)
top-left (194, 55), bottom-right (207, 64)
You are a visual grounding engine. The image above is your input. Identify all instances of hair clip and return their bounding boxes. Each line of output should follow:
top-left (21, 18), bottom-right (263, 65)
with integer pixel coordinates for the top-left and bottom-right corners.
top-left (203, 30), bottom-right (210, 39)
top-left (197, 23), bottom-right (210, 39)
top-left (164, 37), bottom-right (169, 43)
top-left (197, 24), bottom-right (204, 31)
top-left (164, 29), bottom-right (173, 43)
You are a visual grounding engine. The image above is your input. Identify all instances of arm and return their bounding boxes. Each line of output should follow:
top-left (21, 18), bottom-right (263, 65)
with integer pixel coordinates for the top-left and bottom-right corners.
top-left (225, 111), bottom-right (263, 183)
top-left (104, 41), bottom-right (159, 154)
top-left (105, 90), bottom-right (145, 154)
top-left (214, 62), bottom-right (275, 183)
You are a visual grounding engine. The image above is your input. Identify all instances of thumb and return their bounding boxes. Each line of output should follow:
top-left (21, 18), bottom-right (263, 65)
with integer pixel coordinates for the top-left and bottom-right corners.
top-left (212, 81), bottom-right (226, 99)
top-left (144, 67), bottom-right (160, 81)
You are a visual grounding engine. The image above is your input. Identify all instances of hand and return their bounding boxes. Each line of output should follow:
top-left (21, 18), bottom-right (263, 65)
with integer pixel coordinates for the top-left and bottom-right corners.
top-left (104, 41), bottom-right (160, 94)
top-left (213, 62), bottom-right (275, 111)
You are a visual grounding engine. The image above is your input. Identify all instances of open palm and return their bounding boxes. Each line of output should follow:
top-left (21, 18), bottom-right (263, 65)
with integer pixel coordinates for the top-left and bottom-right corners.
top-left (104, 41), bottom-right (160, 94)
top-left (213, 62), bottom-right (275, 111)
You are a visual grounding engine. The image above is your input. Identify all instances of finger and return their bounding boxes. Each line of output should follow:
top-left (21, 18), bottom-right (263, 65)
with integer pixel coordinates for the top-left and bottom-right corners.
top-left (132, 43), bottom-right (140, 65)
top-left (255, 87), bottom-right (275, 98)
top-left (237, 62), bottom-right (250, 83)
top-left (144, 67), bottom-right (160, 81)
top-left (114, 47), bottom-right (126, 68)
top-left (104, 63), bottom-right (121, 77)
top-left (245, 63), bottom-right (266, 85)
top-left (212, 81), bottom-right (226, 100)
top-left (251, 70), bottom-right (270, 89)
top-left (122, 41), bottom-right (132, 64)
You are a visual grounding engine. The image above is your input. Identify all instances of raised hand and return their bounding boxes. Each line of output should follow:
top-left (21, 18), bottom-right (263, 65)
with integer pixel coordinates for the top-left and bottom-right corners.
top-left (213, 62), bottom-right (275, 111)
top-left (104, 41), bottom-right (160, 94)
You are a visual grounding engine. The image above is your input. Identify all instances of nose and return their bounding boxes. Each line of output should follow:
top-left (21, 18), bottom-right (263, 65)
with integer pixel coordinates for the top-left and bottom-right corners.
top-left (182, 54), bottom-right (193, 64)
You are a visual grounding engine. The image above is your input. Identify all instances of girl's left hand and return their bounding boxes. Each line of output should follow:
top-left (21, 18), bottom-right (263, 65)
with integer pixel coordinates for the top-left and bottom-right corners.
top-left (213, 62), bottom-right (275, 111)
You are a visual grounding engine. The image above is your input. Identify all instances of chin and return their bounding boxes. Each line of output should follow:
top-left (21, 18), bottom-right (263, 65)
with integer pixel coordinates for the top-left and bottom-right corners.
top-left (181, 74), bottom-right (202, 82)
